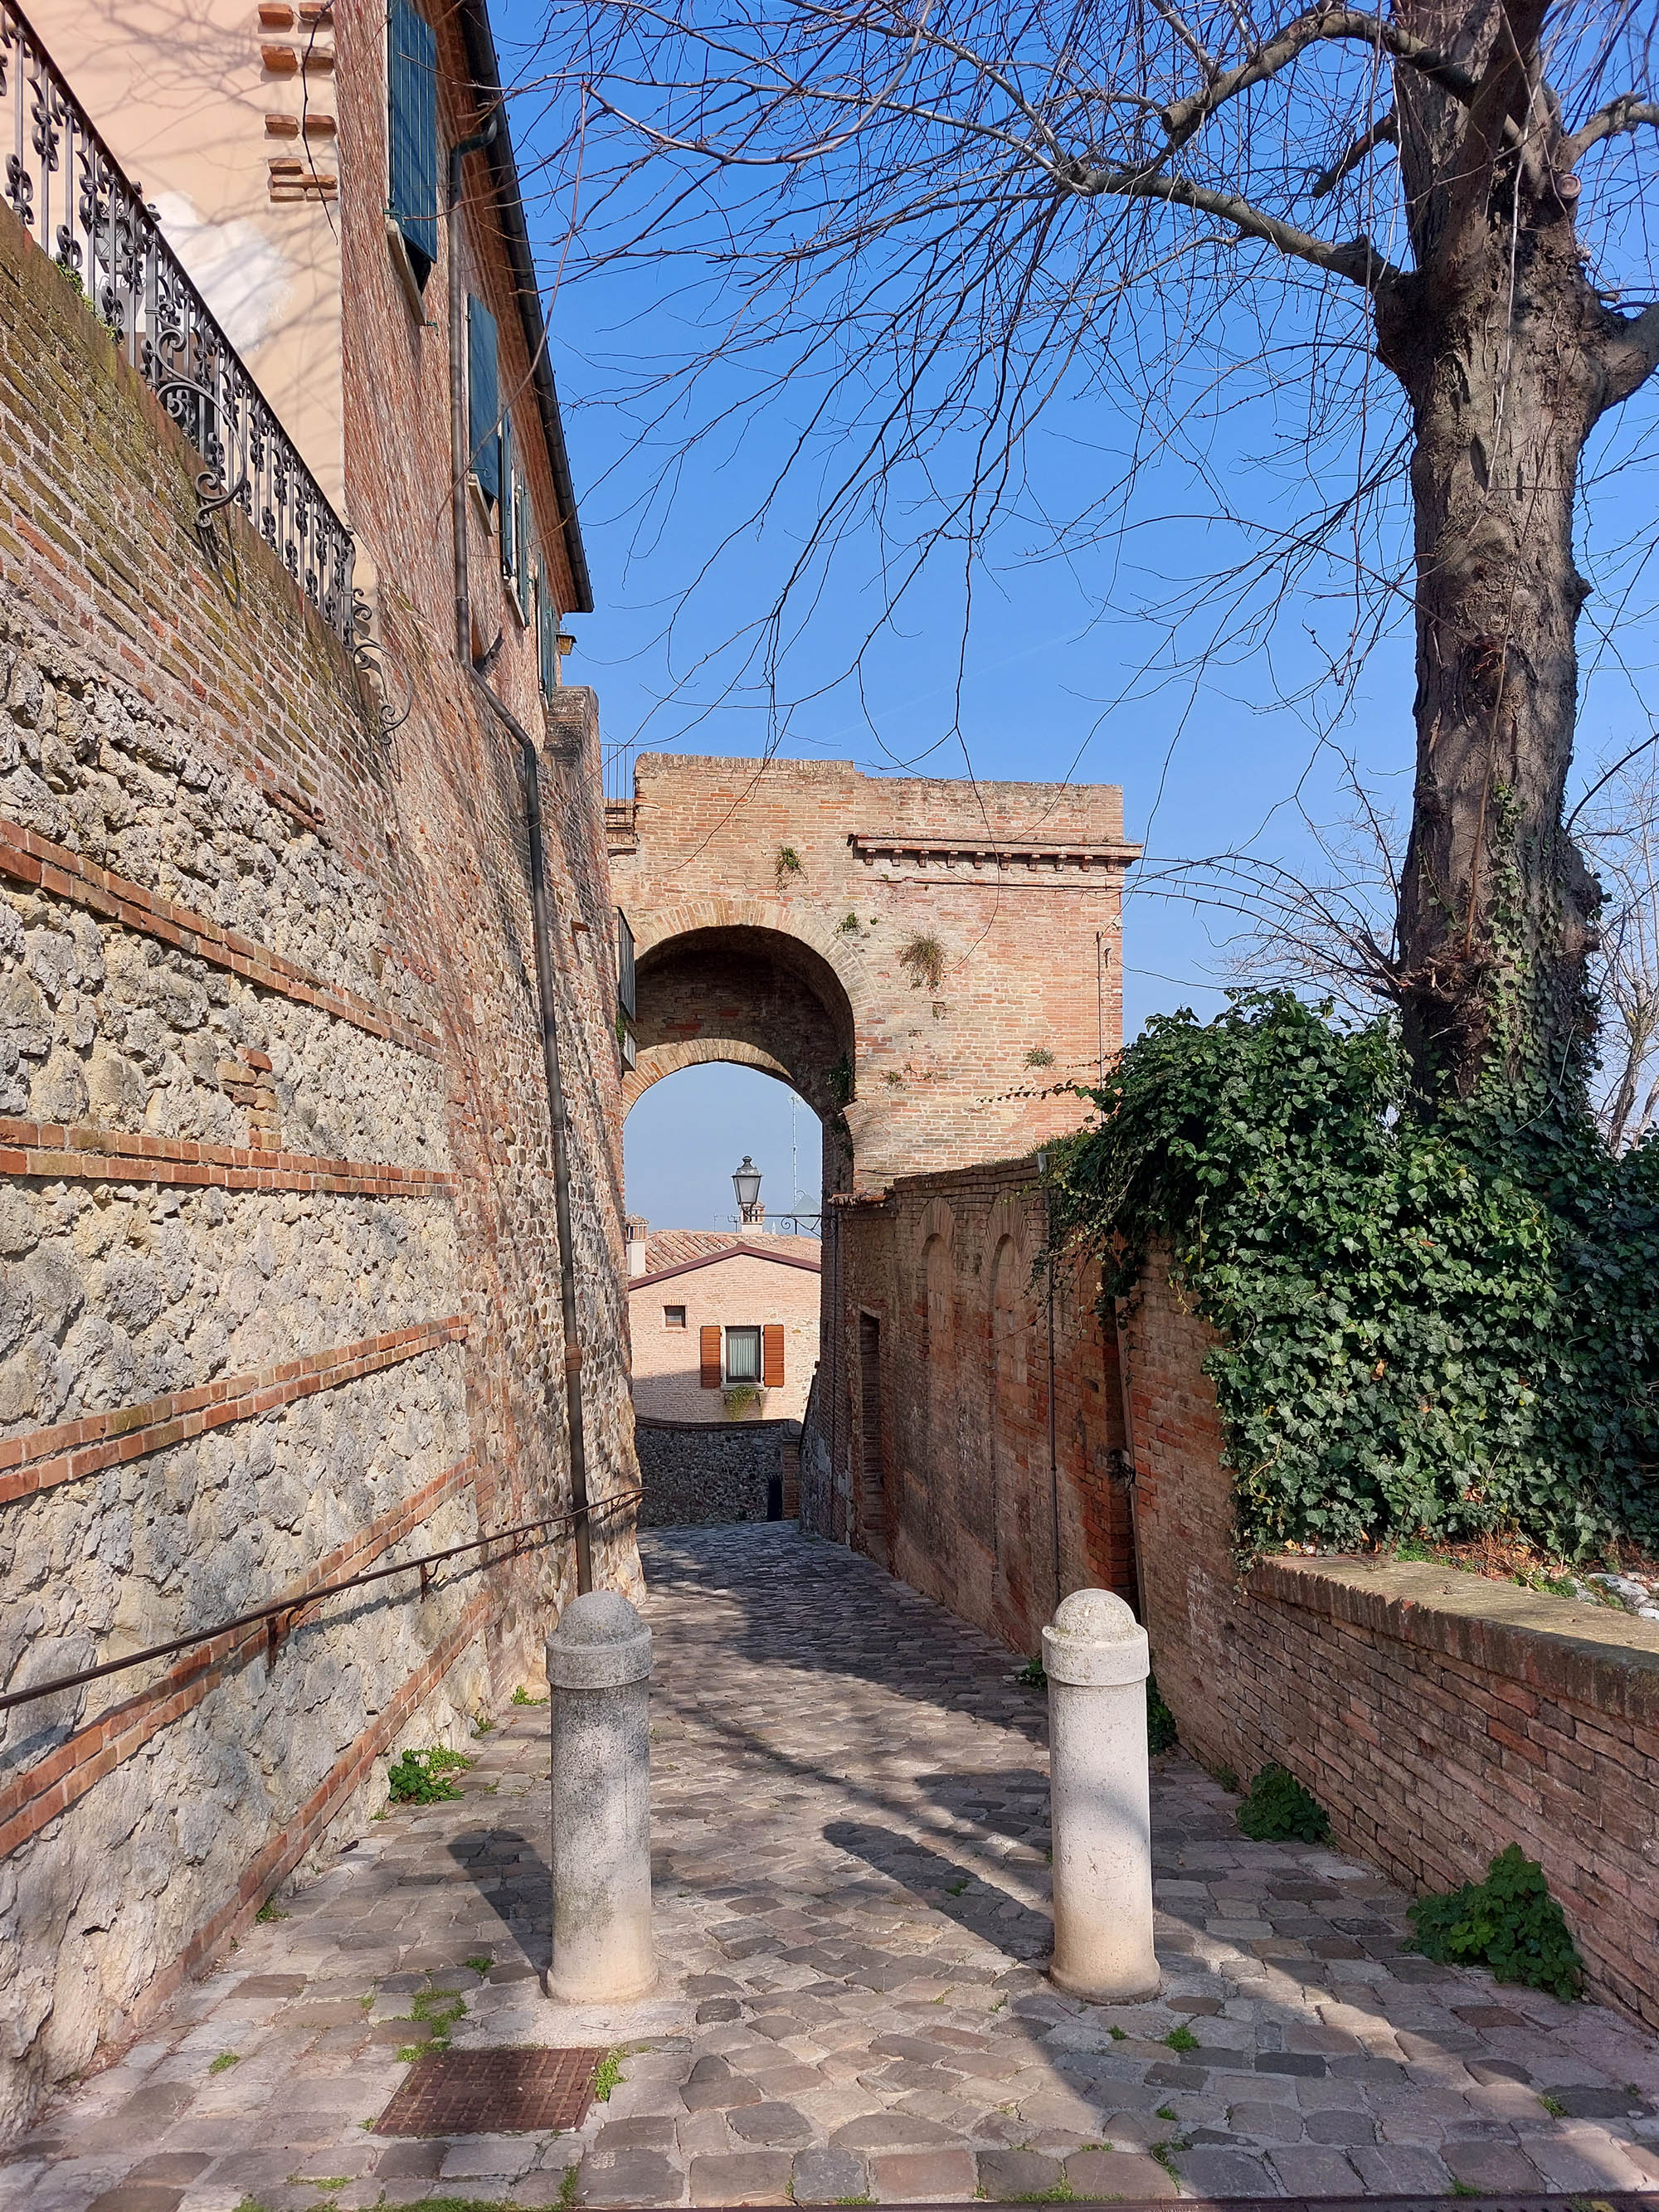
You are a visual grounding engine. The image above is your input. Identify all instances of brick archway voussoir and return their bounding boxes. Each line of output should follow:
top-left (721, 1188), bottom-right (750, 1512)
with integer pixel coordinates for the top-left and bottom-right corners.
top-left (623, 1037), bottom-right (797, 1116)
top-left (625, 897), bottom-right (867, 1018)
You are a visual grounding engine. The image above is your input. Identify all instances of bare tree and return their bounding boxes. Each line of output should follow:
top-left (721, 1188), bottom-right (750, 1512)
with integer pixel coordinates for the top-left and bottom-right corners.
top-left (525, 0), bottom-right (1659, 1108)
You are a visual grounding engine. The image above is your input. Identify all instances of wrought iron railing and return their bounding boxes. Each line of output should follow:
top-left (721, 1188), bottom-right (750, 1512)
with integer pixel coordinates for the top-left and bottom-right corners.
top-left (0, 0), bottom-right (355, 639)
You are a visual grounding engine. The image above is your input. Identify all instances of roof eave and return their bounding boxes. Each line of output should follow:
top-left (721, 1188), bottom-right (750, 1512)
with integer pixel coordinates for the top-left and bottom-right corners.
top-left (456, 0), bottom-right (594, 615)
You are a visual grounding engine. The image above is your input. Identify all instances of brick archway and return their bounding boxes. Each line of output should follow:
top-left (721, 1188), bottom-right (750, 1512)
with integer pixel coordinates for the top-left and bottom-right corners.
top-left (623, 921), bottom-right (858, 1144)
top-left (609, 756), bottom-right (1139, 1195)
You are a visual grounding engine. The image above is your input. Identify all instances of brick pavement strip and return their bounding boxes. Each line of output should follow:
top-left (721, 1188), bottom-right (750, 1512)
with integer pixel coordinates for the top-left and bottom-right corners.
top-left (7, 1526), bottom-right (1659, 2209)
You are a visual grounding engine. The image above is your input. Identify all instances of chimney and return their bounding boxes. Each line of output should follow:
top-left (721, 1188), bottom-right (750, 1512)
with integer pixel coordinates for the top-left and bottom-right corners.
top-left (625, 1216), bottom-right (649, 1277)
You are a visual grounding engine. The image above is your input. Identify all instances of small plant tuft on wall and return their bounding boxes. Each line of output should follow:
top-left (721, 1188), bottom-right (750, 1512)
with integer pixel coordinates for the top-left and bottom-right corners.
top-left (1406, 1844), bottom-right (1584, 2000)
top-left (1236, 1763), bottom-right (1331, 1843)
top-left (837, 910), bottom-right (862, 936)
top-left (1024, 1046), bottom-right (1056, 1067)
top-left (898, 932), bottom-right (946, 990)
top-left (775, 844), bottom-right (804, 886)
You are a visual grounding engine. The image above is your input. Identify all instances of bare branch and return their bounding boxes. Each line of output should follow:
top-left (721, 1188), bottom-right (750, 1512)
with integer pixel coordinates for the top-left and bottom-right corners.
top-left (1565, 93), bottom-right (1659, 165)
top-left (1065, 165), bottom-right (1405, 289)
top-left (1161, 10), bottom-right (1479, 148)
top-left (1312, 108), bottom-right (1395, 197)
top-left (1603, 301), bottom-right (1659, 410)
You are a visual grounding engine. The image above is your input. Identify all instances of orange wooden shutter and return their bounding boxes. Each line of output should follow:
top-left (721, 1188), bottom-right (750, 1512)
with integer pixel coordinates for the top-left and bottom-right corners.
top-left (699, 1325), bottom-right (722, 1388)
top-left (762, 1323), bottom-right (785, 1388)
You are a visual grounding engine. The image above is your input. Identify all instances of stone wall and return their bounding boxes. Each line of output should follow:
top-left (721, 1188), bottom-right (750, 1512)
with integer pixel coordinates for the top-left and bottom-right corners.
top-left (1121, 1249), bottom-right (1659, 2032)
top-left (0, 194), bottom-right (635, 2136)
top-left (805, 1159), bottom-right (1135, 1657)
top-left (635, 1418), bottom-right (800, 1528)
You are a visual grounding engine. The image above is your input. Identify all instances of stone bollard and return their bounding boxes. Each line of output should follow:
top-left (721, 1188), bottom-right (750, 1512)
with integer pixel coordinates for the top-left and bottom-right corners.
top-left (545, 1590), bottom-right (656, 2003)
top-left (1043, 1587), bottom-right (1160, 2004)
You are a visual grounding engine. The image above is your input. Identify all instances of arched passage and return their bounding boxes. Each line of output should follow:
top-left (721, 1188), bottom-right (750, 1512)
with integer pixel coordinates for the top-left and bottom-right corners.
top-left (624, 924), bottom-right (858, 1184)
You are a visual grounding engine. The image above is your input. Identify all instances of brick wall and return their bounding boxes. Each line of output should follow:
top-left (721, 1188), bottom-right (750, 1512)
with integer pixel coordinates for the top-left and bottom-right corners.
top-left (1121, 1249), bottom-right (1659, 2032)
top-left (0, 147), bottom-right (634, 2138)
top-left (805, 1159), bottom-right (1135, 1656)
top-left (612, 756), bottom-right (1136, 1194)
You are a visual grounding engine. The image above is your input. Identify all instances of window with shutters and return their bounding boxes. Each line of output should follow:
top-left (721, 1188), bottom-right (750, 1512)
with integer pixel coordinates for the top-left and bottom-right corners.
top-left (466, 296), bottom-right (500, 508)
top-left (724, 1325), bottom-right (762, 1383)
top-left (499, 418), bottom-right (516, 576)
top-left (387, 0), bottom-right (438, 293)
top-left (762, 1322), bottom-right (786, 1388)
top-left (536, 566), bottom-right (558, 696)
top-left (699, 1325), bottom-right (722, 1389)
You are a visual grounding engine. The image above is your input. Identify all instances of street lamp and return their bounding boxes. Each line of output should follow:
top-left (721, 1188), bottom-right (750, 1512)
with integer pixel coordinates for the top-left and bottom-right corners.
top-left (732, 1155), bottom-right (762, 1227)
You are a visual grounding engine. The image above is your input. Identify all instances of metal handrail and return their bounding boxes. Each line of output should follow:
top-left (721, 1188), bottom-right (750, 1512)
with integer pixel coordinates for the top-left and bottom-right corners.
top-left (0, 1486), bottom-right (645, 1716)
top-left (0, 0), bottom-right (356, 639)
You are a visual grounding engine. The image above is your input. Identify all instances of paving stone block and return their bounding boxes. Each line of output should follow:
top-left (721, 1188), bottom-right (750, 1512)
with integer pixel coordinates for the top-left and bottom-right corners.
top-left (868, 2146), bottom-right (977, 2202)
top-left (975, 2146), bottom-right (1063, 2197)
top-left (726, 2101), bottom-right (814, 2147)
top-left (1063, 2146), bottom-right (1181, 2199)
top-left (1173, 2145), bottom-right (1283, 2195)
top-left (1267, 2143), bottom-right (1361, 2193)
top-left (1440, 2137), bottom-right (1546, 2191)
top-left (687, 2151), bottom-right (794, 2203)
top-left (791, 2146), bottom-right (869, 2204)
top-left (576, 2148), bottom-right (684, 2205)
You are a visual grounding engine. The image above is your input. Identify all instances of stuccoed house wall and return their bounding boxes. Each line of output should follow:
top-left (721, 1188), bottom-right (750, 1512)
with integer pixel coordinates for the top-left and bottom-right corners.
top-left (0, 132), bottom-right (636, 2141)
top-left (630, 1237), bottom-right (821, 1424)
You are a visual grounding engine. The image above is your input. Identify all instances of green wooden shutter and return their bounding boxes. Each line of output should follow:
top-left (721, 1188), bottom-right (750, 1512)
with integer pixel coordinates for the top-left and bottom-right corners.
top-left (514, 480), bottom-right (530, 600)
top-left (538, 568), bottom-right (557, 694)
top-left (467, 298), bottom-right (499, 505)
top-left (499, 418), bottom-right (515, 574)
top-left (387, 0), bottom-right (438, 289)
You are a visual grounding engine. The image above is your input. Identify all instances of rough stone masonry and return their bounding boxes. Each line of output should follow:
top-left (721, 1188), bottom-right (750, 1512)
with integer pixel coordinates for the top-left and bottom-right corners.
top-left (0, 129), bottom-right (638, 2138)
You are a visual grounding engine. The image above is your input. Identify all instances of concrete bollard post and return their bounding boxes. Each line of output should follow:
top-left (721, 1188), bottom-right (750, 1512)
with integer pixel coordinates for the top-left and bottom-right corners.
top-left (1043, 1587), bottom-right (1160, 2004)
top-left (546, 1590), bottom-right (656, 2004)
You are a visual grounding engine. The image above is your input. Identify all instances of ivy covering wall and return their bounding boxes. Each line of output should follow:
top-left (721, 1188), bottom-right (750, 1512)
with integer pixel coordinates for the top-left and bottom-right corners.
top-left (1048, 994), bottom-right (1659, 1558)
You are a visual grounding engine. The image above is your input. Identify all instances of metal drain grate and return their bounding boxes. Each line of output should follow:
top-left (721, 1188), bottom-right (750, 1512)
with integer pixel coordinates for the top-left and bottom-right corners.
top-left (375, 2046), bottom-right (606, 2137)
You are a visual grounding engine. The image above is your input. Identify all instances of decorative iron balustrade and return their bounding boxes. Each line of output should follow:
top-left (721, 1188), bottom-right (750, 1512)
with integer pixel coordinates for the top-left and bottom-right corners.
top-left (1, 0), bottom-right (355, 640)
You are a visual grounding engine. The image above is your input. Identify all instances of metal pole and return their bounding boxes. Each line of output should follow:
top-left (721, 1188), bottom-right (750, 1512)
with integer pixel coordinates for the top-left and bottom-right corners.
top-left (471, 674), bottom-right (595, 1595)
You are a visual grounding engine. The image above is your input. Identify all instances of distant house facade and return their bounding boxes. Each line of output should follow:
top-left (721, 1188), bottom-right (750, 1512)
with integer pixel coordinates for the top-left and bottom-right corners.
top-left (629, 1230), bottom-right (820, 1424)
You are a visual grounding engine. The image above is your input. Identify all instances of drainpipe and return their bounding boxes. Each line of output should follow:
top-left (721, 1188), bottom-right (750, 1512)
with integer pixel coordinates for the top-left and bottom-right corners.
top-left (449, 113), bottom-right (593, 1595)
top-left (469, 673), bottom-right (595, 1597)
top-left (450, 107), bottom-right (499, 665)
top-left (1036, 1151), bottom-right (1062, 1612)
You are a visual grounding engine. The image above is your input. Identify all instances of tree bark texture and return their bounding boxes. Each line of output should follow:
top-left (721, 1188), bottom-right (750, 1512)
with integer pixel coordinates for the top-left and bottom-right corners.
top-left (1374, 0), bottom-right (1651, 1100)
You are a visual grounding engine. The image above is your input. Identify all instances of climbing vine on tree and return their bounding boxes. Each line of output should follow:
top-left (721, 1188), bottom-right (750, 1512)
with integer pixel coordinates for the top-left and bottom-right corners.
top-left (1048, 994), bottom-right (1659, 1558)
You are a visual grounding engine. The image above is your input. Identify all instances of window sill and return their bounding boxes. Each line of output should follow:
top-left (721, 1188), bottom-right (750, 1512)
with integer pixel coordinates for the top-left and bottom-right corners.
top-left (468, 475), bottom-right (495, 536)
top-left (385, 220), bottom-right (435, 328)
top-left (504, 578), bottom-right (530, 630)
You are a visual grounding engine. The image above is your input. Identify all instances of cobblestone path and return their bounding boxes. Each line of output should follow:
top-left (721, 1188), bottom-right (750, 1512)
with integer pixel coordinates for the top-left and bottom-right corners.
top-left (7, 1524), bottom-right (1659, 2211)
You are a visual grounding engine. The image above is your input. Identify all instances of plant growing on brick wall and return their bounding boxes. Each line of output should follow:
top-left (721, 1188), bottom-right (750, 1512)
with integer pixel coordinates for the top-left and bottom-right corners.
top-left (723, 1382), bottom-right (766, 1416)
top-left (1236, 1762), bottom-right (1331, 1843)
top-left (898, 933), bottom-right (945, 991)
top-left (776, 844), bottom-right (804, 887)
top-left (1024, 1047), bottom-right (1055, 1067)
top-left (1407, 1845), bottom-right (1585, 2001)
top-left (1047, 992), bottom-right (1659, 1560)
top-left (1146, 1675), bottom-right (1178, 1755)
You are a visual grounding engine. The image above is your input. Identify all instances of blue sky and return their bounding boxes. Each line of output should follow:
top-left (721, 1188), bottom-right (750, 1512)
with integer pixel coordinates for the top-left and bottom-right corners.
top-left (492, 7), bottom-right (1659, 1228)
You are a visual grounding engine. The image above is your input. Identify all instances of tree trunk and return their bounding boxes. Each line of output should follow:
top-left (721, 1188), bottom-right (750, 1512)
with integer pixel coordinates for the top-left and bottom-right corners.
top-left (1376, 216), bottom-right (1605, 1102)
top-left (1366, 0), bottom-right (1657, 1105)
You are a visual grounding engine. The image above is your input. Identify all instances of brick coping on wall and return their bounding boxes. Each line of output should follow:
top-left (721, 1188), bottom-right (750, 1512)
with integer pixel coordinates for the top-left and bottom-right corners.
top-left (1253, 1554), bottom-right (1659, 1723)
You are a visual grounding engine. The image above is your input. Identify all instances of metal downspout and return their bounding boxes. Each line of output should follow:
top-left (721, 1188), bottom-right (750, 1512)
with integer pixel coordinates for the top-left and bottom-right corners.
top-left (450, 114), bottom-right (594, 1595)
top-left (470, 673), bottom-right (596, 1598)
